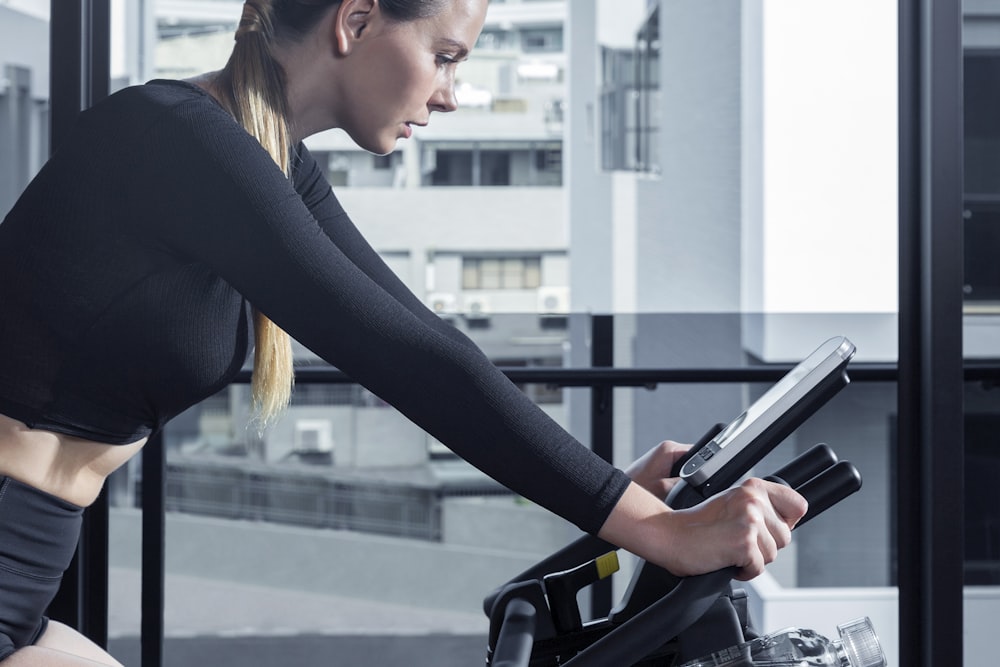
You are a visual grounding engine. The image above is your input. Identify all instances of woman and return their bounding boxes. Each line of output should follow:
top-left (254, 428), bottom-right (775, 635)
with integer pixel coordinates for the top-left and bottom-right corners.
top-left (0, 1), bottom-right (806, 664)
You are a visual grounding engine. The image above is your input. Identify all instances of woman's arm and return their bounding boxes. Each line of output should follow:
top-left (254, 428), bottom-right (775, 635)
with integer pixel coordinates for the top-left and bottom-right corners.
top-left (293, 149), bottom-right (810, 580)
top-left (148, 99), bottom-right (806, 574)
top-left (147, 101), bottom-right (630, 535)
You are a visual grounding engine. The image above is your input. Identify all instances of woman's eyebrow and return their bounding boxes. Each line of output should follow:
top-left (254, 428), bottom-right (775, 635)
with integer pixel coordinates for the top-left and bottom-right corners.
top-left (437, 38), bottom-right (470, 59)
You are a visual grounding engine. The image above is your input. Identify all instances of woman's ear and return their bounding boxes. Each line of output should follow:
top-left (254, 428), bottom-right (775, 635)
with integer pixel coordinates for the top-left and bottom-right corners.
top-left (333, 0), bottom-right (378, 56)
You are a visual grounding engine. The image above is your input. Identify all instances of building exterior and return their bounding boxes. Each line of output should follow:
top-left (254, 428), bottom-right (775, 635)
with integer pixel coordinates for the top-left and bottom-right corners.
top-left (0, 2), bottom-right (49, 218)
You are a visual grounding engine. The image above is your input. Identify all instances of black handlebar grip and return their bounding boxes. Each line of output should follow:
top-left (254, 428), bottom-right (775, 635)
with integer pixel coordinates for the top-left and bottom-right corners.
top-left (491, 599), bottom-right (538, 667)
top-left (795, 460), bottom-right (862, 527)
top-left (768, 443), bottom-right (839, 489)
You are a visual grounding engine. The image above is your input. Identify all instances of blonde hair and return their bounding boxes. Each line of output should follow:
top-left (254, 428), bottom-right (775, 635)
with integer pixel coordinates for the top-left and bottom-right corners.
top-left (217, 0), bottom-right (295, 426)
top-left (213, 0), bottom-right (447, 423)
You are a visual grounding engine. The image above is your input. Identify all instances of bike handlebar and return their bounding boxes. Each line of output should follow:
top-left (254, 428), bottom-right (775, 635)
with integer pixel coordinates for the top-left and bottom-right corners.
top-left (486, 443), bottom-right (863, 667)
top-left (561, 454), bottom-right (862, 666)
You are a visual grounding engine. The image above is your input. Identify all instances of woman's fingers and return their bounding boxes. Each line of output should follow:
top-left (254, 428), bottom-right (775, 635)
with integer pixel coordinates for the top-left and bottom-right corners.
top-left (730, 479), bottom-right (805, 580)
top-left (624, 440), bottom-right (692, 499)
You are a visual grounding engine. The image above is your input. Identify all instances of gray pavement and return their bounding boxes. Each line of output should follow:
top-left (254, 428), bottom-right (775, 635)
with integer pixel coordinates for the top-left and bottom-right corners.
top-left (106, 567), bottom-right (490, 666)
top-left (108, 567), bottom-right (488, 638)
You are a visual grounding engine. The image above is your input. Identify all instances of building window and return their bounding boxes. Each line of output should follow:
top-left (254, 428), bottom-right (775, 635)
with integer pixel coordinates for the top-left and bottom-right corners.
top-left (481, 150), bottom-right (511, 186)
top-left (477, 28), bottom-right (514, 51)
top-left (600, 7), bottom-right (660, 173)
top-left (431, 150), bottom-right (474, 186)
top-left (373, 154), bottom-right (393, 170)
top-left (289, 384), bottom-right (356, 406)
top-left (520, 28), bottom-right (563, 53)
top-left (535, 148), bottom-right (562, 175)
top-left (462, 257), bottom-right (542, 290)
top-left (426, 143), bottom-right (563, 187)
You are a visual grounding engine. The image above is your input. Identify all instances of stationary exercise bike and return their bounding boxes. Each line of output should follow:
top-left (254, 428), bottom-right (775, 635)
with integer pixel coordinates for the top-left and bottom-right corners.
top-left (483, 337), bottom-right (869, 666)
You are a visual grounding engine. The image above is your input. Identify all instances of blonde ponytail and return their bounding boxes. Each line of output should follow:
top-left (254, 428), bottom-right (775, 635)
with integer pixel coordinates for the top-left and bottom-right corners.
top-left (218, 0), bottom-right (295, 426)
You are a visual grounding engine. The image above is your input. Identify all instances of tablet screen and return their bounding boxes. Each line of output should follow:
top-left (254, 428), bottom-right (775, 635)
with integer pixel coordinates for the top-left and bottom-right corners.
top-left (680, 336), bottom-right (855, 490)
top-left (713, 353), bottom-right (821, 450)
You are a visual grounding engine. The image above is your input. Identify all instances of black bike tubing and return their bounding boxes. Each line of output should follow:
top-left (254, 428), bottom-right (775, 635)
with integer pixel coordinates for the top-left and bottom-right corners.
top-left (482, 534), bottom-right (614, 614)
top-left (561, 568), bottom-right (736, 667)
top-left (491, 599), bottom-right (538, 667)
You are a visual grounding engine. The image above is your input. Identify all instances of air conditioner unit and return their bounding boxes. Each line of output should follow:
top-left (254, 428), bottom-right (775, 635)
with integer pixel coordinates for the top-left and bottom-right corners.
top-left (293, 419), bottom-right (334, 453)
top-left (426, 292), bottom-right (457, 315)
top-left (464, 294), bottom-right (492, 319)
top-left (537, 286), bottom-right (570, 314)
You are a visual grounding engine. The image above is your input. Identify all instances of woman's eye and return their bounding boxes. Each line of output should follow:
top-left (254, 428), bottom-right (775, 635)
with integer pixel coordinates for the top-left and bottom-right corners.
top-left (436, 54), bottom-right (457, 67)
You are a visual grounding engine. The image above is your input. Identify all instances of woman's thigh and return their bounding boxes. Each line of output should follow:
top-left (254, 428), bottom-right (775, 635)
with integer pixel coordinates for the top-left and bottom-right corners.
top-left (4, 620), bottom-right (123, 666)
top-left (4, 644), bottom-right (121, 666)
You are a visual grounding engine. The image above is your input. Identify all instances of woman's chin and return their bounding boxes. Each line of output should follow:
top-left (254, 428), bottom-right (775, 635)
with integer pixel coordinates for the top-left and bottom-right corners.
top-left (360, 138), bottom-right (398, 157)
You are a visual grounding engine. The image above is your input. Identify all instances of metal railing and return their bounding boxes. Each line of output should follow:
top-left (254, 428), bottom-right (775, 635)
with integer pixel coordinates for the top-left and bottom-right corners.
top-left (60, 321), bottom-right (999, 667)
top-left (161, 457), bottom-right (506, 539)
top-left (58, 316), bottom-right (1000, 667)
top-left (40, 309), bottom-right (1000, 666)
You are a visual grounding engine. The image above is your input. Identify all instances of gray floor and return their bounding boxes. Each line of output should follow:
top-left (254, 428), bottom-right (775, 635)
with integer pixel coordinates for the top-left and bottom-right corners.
top-left (107, 567), bottom-right (490, 666)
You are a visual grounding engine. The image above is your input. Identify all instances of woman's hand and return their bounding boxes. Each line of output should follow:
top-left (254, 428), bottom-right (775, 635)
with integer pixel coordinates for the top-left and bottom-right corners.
top-left (624, 440), bottom-right (692, 499)
top-left (658, 478), bottom-right (807, 580)
top-left (598, 478), bottom-right (807, 582)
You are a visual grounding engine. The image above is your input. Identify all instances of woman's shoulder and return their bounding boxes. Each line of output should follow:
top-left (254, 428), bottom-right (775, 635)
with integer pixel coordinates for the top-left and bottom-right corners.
top-left (78, 79), bottom-right (248, 155)
top-left (93, 79), bottom-right (221, 119)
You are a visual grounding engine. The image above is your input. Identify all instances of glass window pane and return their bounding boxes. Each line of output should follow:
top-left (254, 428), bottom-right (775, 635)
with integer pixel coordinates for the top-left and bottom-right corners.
top-left (524, 259), bottom-right (541, 289)
top-left (480, 258), bottom-right (501, 289)
top-left (462, 259), bottom-right (480, 289)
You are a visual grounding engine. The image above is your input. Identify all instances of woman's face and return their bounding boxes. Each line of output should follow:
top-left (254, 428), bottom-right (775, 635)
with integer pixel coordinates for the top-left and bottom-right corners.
top-left (336, 0), bottom-right (488, 155)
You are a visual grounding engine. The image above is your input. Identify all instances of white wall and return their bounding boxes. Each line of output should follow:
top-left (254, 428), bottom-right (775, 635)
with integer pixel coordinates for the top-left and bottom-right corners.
top-left (753, 573), bottom-right (1000, 667)
top-left (638, 0), bottom-right (745, 313)
top-left (745, 0), bottom-right (898, 315)
top-left (566, 0), bottom-right (614, 313)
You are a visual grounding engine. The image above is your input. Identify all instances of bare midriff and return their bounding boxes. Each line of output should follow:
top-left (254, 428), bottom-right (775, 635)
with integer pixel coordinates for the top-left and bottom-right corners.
top-left (0, 412), bottom-right (145, 507)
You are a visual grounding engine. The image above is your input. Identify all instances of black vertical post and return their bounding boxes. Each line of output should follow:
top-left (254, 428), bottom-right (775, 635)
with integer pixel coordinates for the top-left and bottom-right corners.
top-left (590, 314), bottom-right (614, 618)
top-left (50, 0), bottom-right (110, 150)
top-left (141, 431), bottom-right (166, 667)
top-left (45, 0), bottom-right (111, 647)
top-left (897, 0), bottom-right (965, 665)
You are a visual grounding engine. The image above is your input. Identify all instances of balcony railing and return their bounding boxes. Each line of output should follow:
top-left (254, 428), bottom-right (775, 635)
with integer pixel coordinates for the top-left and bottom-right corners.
top-left (42, 312), bottom-right (1000, 666)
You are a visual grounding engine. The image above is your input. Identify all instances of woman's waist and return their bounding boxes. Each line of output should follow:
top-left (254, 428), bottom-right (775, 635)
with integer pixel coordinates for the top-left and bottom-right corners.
top-left (0, 412), bottom-right (145, 507)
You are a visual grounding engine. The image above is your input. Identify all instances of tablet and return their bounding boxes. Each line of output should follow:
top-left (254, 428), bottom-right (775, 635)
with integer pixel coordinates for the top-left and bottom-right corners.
top-left (679, 336), bottom-right (856, 495)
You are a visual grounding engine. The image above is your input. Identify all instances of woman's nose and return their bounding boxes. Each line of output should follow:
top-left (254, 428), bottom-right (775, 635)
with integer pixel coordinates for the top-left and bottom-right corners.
top-left (429, 79), bottom-right (458, 113)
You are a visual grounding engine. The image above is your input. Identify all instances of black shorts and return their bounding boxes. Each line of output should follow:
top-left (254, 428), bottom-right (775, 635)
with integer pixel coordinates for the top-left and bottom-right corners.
top-left (0, 476), bottom-right (84, 661)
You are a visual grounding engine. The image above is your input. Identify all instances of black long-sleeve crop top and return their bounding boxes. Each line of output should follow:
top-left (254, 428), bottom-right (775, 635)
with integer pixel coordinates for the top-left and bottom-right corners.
top-left (0, 79), bottom-right (630, 535)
